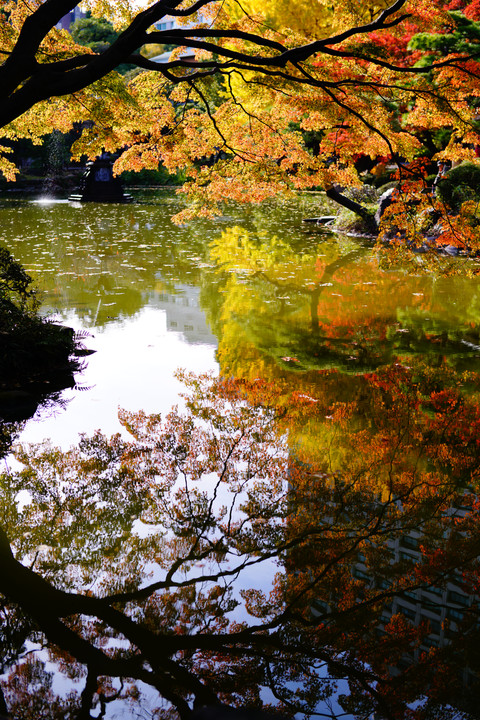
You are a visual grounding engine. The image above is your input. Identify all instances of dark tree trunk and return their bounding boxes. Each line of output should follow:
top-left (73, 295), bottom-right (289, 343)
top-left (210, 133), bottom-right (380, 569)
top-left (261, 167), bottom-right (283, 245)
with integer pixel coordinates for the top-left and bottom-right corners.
top-left (325, 186), bottom-right (378, 233)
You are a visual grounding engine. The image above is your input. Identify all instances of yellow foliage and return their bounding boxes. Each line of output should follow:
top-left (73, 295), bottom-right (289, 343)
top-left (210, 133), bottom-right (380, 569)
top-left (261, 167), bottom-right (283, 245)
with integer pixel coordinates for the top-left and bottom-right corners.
top-left (0, 0), bottom-right (478, 221)
top-left (227, 0), bottom-right (394, 39)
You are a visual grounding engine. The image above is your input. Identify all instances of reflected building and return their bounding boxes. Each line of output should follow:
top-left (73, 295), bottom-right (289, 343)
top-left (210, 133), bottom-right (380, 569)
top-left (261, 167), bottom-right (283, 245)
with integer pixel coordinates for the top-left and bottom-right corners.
top-left (368, 531), bottom-right (477, 687)
top-left (287, 471), bottom-right (480, 717)
top-left (372, 536), bottom-right (473, 652)
top-left (146, 281), bottom-right (218, 347)
top-left (310, 520), bottom-right (479, 714)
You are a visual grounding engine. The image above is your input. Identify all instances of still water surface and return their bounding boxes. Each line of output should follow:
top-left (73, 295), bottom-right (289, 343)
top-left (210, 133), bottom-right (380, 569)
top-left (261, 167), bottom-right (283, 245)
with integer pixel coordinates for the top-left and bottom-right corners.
top-left (1, 191), bottom-right (331, 443)
top-left (3, 190), bottom-right (480, 443)
top-left (2, 190), bottom-right (480, 718)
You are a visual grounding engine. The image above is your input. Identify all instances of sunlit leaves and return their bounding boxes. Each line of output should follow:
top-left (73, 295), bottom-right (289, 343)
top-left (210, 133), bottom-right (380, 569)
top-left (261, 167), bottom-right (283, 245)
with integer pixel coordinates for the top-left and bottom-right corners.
top-left (2, 0), bottom-right (480, 243)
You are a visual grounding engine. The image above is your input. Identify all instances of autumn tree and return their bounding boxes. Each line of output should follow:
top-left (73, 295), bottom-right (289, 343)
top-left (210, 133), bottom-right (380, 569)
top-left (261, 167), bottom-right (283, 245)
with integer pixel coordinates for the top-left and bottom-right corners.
top-left (1, 0), bottom-right (480, 231)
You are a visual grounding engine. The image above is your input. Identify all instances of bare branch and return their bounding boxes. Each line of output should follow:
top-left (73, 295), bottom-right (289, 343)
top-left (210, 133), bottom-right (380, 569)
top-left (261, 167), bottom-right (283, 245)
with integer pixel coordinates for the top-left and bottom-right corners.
top-left (147, 27), bottom-right (286, 52)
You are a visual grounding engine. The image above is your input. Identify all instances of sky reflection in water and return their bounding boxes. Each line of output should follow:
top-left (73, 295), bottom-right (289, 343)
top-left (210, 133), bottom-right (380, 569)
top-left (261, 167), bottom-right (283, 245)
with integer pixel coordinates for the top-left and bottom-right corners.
top-left (2, 190), bottom-right (480, 719)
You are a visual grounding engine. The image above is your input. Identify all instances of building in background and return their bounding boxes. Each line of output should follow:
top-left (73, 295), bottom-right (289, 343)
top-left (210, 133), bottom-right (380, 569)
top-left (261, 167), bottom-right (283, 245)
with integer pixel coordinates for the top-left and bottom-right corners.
top-left (57, 7), bottom-right (85, 31)
top-left (150, 14), bottom-right (200, 64)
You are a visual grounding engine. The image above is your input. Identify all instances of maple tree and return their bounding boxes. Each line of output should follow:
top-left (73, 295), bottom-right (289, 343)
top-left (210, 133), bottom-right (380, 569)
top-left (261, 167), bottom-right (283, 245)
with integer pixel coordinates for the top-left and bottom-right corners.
top-left (1, 0), bottom-right (480, 229)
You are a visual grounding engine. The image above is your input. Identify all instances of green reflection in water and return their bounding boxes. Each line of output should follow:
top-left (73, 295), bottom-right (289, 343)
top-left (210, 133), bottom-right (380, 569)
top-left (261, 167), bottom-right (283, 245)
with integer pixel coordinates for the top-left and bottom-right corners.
top-left (0, 192), bottom-right (328, 329)
top-left (1, 191), bottom-right (480, 719)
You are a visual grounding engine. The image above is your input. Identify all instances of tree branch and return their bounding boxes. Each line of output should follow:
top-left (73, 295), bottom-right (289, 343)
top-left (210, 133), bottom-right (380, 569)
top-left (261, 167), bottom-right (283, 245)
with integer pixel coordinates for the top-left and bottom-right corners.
top-left (147, 27), bottom-right (286, 52)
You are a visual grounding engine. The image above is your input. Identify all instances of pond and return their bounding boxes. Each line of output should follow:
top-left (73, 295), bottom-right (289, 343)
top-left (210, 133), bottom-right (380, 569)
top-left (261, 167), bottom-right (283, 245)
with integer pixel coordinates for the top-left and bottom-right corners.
top-left (1, 189), bottom-right (480, 720)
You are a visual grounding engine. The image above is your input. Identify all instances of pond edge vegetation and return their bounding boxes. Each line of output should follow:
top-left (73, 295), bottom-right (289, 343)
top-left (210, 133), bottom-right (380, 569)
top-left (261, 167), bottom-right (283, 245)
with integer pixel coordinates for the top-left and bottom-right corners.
top-left (0, 246), bottom-right (89, 424)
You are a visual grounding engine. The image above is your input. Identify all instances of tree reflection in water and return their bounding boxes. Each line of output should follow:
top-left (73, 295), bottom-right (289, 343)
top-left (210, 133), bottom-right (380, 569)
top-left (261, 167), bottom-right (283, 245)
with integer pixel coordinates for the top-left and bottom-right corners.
top-left (1, 364), bottom-right (480, 720)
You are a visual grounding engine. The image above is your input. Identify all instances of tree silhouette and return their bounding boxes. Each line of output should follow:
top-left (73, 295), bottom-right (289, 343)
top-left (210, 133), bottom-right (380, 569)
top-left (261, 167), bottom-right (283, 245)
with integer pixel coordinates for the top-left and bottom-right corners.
top-left (1, 369), bottom-right (480, 719)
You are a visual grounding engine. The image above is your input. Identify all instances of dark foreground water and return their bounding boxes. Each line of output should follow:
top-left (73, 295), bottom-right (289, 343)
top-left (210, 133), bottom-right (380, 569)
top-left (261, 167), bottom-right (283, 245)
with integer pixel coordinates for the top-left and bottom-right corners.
top-left (1, 190), bottom-right (480, 720)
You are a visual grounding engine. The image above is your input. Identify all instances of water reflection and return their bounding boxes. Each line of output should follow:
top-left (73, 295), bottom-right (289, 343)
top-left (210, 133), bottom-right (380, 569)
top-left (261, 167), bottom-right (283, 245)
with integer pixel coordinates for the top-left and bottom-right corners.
top-left (1, 369), bottom-right (480, 719)
top-left (1, 192), bottom-right (480, 718)
top-left (0, 192), bottom-right (322, 331)
top-left (207, 225), bottom-right (480, 377)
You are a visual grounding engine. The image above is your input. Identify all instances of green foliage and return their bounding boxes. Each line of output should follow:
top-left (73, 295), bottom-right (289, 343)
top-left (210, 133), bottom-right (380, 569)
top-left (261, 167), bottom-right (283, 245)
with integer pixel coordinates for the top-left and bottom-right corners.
top-left (409, 11), bottom-right (480, 56)
top-left (436, 162), bottom-right (480, 210)
top-left (120, 165), bottom-right (186, 186)
top-left (69, 16), bottom-right (134, 74)
top-left (70, 16), bottom-right (119, 51)
top-left (0, 247), bottom-right (36, 310)
top-left (0, 247), bottom-right (77, 392)
top-left (434, 127), bottom-right (454, 151)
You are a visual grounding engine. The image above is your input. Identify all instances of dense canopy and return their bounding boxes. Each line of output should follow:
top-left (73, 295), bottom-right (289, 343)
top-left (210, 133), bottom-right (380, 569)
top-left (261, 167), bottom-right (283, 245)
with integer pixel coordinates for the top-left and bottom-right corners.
top-left (1, 0), bottom-right (480, 223)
